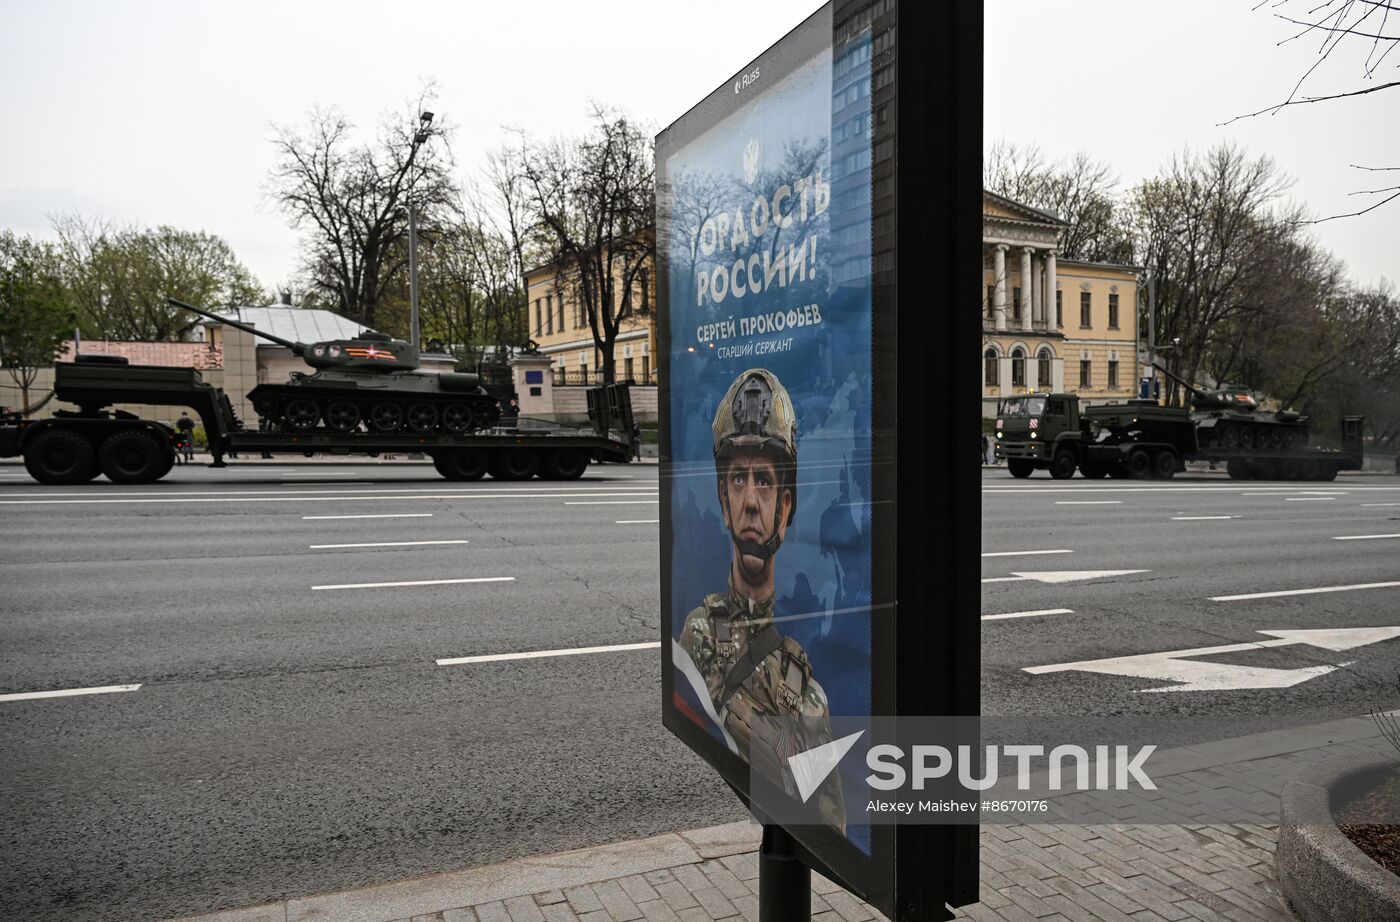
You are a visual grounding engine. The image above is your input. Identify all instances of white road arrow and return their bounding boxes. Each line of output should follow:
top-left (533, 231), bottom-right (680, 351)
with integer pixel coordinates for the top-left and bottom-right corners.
top-left (982, 569), bottom-right (1150, 585)
top-left (788, 731), bottom-right (865, 803)
top-left (1023, 626), bottom-right (1400, 693)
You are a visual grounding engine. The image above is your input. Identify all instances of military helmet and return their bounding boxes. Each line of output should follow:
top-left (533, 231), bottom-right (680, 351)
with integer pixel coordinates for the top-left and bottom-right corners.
top-left (713, 369), bottom-right (797, 527)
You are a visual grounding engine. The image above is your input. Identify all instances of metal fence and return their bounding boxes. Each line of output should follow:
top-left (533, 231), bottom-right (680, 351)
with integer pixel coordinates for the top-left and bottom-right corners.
top-left (552, 369), bottom-right (657, 387)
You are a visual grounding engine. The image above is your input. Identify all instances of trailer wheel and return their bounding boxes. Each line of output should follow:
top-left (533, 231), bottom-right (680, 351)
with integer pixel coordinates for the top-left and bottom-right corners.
top-left (1126, 449), bottom-right (1152, 479)
top-left (1278, 459), bottom-right (1302, 480)
top-left (1319, 463), bottom-right (1339, 482)
top-left (492, 446), bottom-right (541, 480)
top-left (24, 427), bottom-right (97, 485)
top-left (1227, 459), bottom-right (1253, 480)
top-left (99, 429), bottom-right (169, 484)
top-left (1080, 462), bottom-right (1108, 479)
top-left (434, 447), bottom-right (488, 481)
top-left (543, 447), bottom-right (588, 480)
top-left (1153, 451), bottom-right (1178, 479)
top-left (1049, 450), bottom-right (1077, 480)
top-left (1007, 459), bottom-right (1035, 479)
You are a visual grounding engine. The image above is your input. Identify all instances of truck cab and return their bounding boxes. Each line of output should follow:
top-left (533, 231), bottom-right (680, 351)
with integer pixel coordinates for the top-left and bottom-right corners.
top-left (993, 393), bottom-right (1082, 478)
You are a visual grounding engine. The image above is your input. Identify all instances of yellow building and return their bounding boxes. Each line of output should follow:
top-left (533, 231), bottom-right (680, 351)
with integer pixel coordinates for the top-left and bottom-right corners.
top-left (523, 251), bottom-right (657, 386)
top-left (981, 191), bottom-right (1140, 417)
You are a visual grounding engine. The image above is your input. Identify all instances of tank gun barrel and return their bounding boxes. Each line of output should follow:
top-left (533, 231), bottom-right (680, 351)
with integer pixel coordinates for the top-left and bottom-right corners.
top-left (1151, 362), bottom-right (1203, 397)
top-left (169, 298), bottom-right (305, 355)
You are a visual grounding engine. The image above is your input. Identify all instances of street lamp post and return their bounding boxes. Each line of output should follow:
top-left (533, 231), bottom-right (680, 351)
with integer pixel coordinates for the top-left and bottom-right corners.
top-left (408, 111), bottom-right (434, 350)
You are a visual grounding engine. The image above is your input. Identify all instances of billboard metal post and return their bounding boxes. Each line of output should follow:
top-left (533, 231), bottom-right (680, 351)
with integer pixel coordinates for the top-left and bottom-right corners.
top-left (759, 825), bottom-right (811, 921)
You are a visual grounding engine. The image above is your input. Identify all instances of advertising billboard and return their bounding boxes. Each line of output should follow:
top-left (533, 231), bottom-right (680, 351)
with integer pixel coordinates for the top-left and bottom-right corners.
top-left (658, 2), bottom-right (982, 916)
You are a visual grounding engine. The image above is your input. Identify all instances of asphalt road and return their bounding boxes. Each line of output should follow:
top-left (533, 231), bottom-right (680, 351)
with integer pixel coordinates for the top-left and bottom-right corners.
top-left (2, 461), bottom-right (1399, 920)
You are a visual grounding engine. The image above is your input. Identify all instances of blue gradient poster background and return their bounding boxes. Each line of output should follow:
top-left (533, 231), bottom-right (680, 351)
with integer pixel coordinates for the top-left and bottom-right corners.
top-left (664, 31), bottom-right (874, 852)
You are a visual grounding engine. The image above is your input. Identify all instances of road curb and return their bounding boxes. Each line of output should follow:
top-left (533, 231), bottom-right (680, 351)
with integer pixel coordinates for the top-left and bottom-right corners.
top-left (1276, 750), bottom-right (1400, 922)
top-left (166, 821), bottom-right (760, 922)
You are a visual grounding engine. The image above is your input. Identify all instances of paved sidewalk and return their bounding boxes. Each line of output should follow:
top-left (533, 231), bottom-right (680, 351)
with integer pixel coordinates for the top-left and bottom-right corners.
top-left (172, 713), bottom-right (1396, 922)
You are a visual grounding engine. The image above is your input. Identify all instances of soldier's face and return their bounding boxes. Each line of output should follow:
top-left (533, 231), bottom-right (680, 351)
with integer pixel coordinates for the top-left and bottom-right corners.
top-left (722, 455), bottom-right (792, 568)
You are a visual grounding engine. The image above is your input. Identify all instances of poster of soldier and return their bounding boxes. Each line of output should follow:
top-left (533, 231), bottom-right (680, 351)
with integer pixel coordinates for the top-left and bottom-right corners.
top-left (658, 4), bottom-right (875, 856)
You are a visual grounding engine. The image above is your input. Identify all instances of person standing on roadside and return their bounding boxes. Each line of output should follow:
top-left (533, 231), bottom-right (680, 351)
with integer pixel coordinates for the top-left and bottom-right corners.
top-left (175, 412), bottom-right (196, 463)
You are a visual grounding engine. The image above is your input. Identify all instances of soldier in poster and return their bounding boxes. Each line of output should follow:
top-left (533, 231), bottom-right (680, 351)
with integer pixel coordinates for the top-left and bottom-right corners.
top-left (676, 368), bottom-right (847, 832)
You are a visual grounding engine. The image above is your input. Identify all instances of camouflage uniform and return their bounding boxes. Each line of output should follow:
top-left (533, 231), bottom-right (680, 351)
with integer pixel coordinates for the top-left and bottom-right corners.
top-left (681, 582), bottom-right (846, 832)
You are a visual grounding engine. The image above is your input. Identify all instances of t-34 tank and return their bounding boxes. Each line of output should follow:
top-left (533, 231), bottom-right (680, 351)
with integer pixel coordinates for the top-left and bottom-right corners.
top-left (1154, 364), bottom-right (1308, 450)
top-left (171, 299), bottom-right (501, 434)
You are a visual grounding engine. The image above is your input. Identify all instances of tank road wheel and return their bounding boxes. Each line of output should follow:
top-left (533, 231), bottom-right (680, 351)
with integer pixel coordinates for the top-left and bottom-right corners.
top-left (24, 428), bottom-right (97, 485)
top-left (1262, 428), bottom-right (1284, 450)
top-left (1126, 449), bottom-right (1152, 480)
top-left (1153, 450), bottom-right (1178, 479)
top-left (98, 429), bottom-right (169, 484)
top-left (1284, 429), bottom-right (1305, 450)
top-left (491, 446), bottom-right (541, 480)
top-left (1049, 450), bottom-right (1077, 480)
top-left (252, 394), bottom-right (282, 421)
top-left (441, 403), bottom-right (474, 434)
top-left (323, 400), bottom-right (361, 432)
top-left (368, 402), bottom-right (404, 432)
top-left (1007, 458), bottom-right (1035, 479)
top-left (284, 398), bottom-right (321, 431)
top-left (433, 447), bottom-right (489, 481)
top-left (1238, 427), bottom-right (1256, 450)
top-left (406, 403), bottom-right (438, 433)
top-left (543, 447), bottom-right (588, 480)
top-left (1219, 427), bottom-right (1240, 450)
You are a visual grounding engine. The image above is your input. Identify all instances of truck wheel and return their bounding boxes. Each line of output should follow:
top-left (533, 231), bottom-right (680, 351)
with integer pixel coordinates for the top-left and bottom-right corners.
top-left (434, 448), bottom-right (488, 481)
top-left (1153, 451), bottom-right (1178, 479)
top-left (1007, 459), bottom-right (1035, 479)
top-left (1126, 449), bottom-right (1152, 479)
top-left (1049, 451), bottom-right (1077, 480)
top-left (543, 447), bottom-right (588, 480)
top-left (492, 447), bottom-right (541, 480)
top-left (99, 429), bottom-right (171, 484)
top-left (24, 428), bottom-right (97, 485)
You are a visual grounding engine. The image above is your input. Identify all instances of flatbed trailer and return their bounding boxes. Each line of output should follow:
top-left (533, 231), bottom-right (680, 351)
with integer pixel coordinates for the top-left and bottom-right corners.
top-left (0, 358), bottom-right (636, 485)
top-left (993, 393), bottom-right (1363, 481)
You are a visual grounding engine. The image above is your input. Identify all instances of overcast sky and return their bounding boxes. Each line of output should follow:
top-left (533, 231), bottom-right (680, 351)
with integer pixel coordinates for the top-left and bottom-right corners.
top-left (1, 1), bottom-right (1394, 292)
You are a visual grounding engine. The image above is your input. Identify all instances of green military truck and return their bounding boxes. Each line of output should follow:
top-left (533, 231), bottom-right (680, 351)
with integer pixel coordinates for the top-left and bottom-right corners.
top-left (993, 393), bottom-right (1363, 481)
top-left (0, 357), bottom-right (636, 485)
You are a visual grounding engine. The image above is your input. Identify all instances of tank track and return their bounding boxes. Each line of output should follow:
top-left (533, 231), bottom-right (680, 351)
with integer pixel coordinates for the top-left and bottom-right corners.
top-left (1200, 420), bottom-right (1309, 451)
top-left (250, 387), bottom-right (502, 435)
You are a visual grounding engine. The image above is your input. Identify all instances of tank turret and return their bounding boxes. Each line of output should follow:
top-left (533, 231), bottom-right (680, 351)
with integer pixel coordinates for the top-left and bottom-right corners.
top-left (171, 298), bottom-right (500, 434)
top-left (1152, 363), bottom-right (1308, 450)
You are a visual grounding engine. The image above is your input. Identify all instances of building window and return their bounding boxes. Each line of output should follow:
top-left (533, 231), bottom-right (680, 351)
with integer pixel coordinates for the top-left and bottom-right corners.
top-left (1080, 291), bottom-right (1092, 328)
top-left (1013, 287), bottom-right (1022, 320)
top-left (984, 347), bottom-right (999, 385)
top-left (1037, 348), bottom-right (1053, 387)
top-left (1108, 360), bottom-right (1119, 388)
top-left (625, 356), bottom-right (634, 381)
top-left (1108, 293), bottom-right (1119, 329)
top-left (1079, 359), bottom-right (1092, 388)
top-left (641, 354), bottom-right (650, 382)
top-left (557, 296), bottom-right (565, 331)
top-left (986, 285), bottom-right (995, 321)
top-left (534, 298), bottom-right (542, 335)
top-left (1011, 347), bottom-right (1026, 386)
top-left (545, 295), bottom-right (553, 335)
top-left (1056, 290), bottom-right (1063, 327)
top-left (639, 269), bottom-right (650, 314)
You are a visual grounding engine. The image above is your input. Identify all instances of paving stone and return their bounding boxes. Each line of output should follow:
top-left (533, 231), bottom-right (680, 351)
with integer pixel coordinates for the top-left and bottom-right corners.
top-left (504, 895), bottom-right (546, 922)
top-left (535, 891), bottom-right (567, 906)
top-left (564, 886), bottom-right (606, 914)
top-left (538, 905), bottom-right (580, 922)
top-left (619, 875), bottom-right (662, 905)
top-left (635, 900), bottom-right (681, 922)
top-left (653, 881), bottom-right (700, 912)
top-left (591, 880), bottom-right (643, 921)
top-left (477, 903), bottom-right (513, 922)
top-left (443, 910), bottom-right (479, 922)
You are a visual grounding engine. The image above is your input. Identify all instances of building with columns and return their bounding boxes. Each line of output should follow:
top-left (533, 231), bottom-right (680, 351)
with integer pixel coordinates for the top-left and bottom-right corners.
top-left (982, 191), bottom-right (1140, 418)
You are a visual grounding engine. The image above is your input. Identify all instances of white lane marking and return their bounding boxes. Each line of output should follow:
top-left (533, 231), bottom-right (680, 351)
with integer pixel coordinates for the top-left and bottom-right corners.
top-left (1172, 515), bottom-right (1238, 521)
top-left (1243, 491), bottom-right (1348, 496)
top-left (0, 491), bottom-right (657, 507)
top-left (303, 513), bottom-right (434, 520)
top-left (0, 684), bottom-right (141, 702)
top-left (437, 641), bottom-right (659, 666)
top-left (564, 500), bottom-right (659, 505)
top-left (1055, 501), bottom-right (1122, 505)
top-left (1335, 534), bottom-right (1400, 541)
top-left (1, 484), bottom-right (652, 499)
top-left (1011, 569), bottom-right (1149, 584)
top-left (1213, 581), bottom-right (1400, 601)
top-left (981, 549), bottom-right (1073, 558)
top-left (1024, 627), bottom-right (1400, 692)
top-left (280, 472), bottom-right (364, 476)
top-left (1285, 497), bottom-right (1335, 502)
top-left (312, 576), bottom-right (515, 591)
top-left (1363, 503), bottom-right (1400, 507)
top-left (981, 576), bottom-right (1029, 583)
top-left (986, 485), bottom-right (1400, 495)
top-left (616, 519), bottom-right (659, 524)
top-left (982, 608), bottom-right (1075, 621)
top-left (309, 540), bottom-right (468, 549)
top-left (282, 480), bottom-right (370, 485)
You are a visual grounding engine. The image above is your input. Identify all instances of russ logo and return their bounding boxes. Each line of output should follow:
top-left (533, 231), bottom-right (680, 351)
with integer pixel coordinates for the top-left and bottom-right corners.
top-left (733, 67), bottom-right (761, 95)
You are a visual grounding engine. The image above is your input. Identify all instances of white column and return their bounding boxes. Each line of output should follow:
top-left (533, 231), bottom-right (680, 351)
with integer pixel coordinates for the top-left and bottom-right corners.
top-left (1045, 250), bottom-right (1058, 327)
top-left (1020, 248), bottom-right (1034, 332)
top-left (993, 245), bottom-right (1007, 332)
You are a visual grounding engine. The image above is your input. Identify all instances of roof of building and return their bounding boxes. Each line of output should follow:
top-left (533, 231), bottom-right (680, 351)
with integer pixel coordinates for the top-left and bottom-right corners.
top-left (983, 190), bottom-right (1068, 226)
top-left (210, 305), bottom-right (372, 344)
top-left (61, 340), bottom-right (223, 370)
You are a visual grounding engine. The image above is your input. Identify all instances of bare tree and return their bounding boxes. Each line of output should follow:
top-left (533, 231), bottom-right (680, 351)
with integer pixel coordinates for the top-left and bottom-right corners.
top-left (267, 92), bottom-right (455, 330)
top-left (984, 142), bottom-right (1133, 262)
top-left (1232, 0), bottom-right (1399, 220)
top-left (517, 106), bottom-right (655, 383)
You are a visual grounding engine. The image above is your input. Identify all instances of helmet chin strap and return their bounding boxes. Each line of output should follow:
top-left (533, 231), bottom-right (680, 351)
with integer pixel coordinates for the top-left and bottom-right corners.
top-left (727, 499), bottom-right (785, 562)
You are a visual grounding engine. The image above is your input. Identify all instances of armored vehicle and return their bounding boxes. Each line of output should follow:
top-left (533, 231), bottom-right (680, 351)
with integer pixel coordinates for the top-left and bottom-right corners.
top-left (1154, 364), bottom-right (1308, 450)
top-left (171, 298), bottom-right (501, 434)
